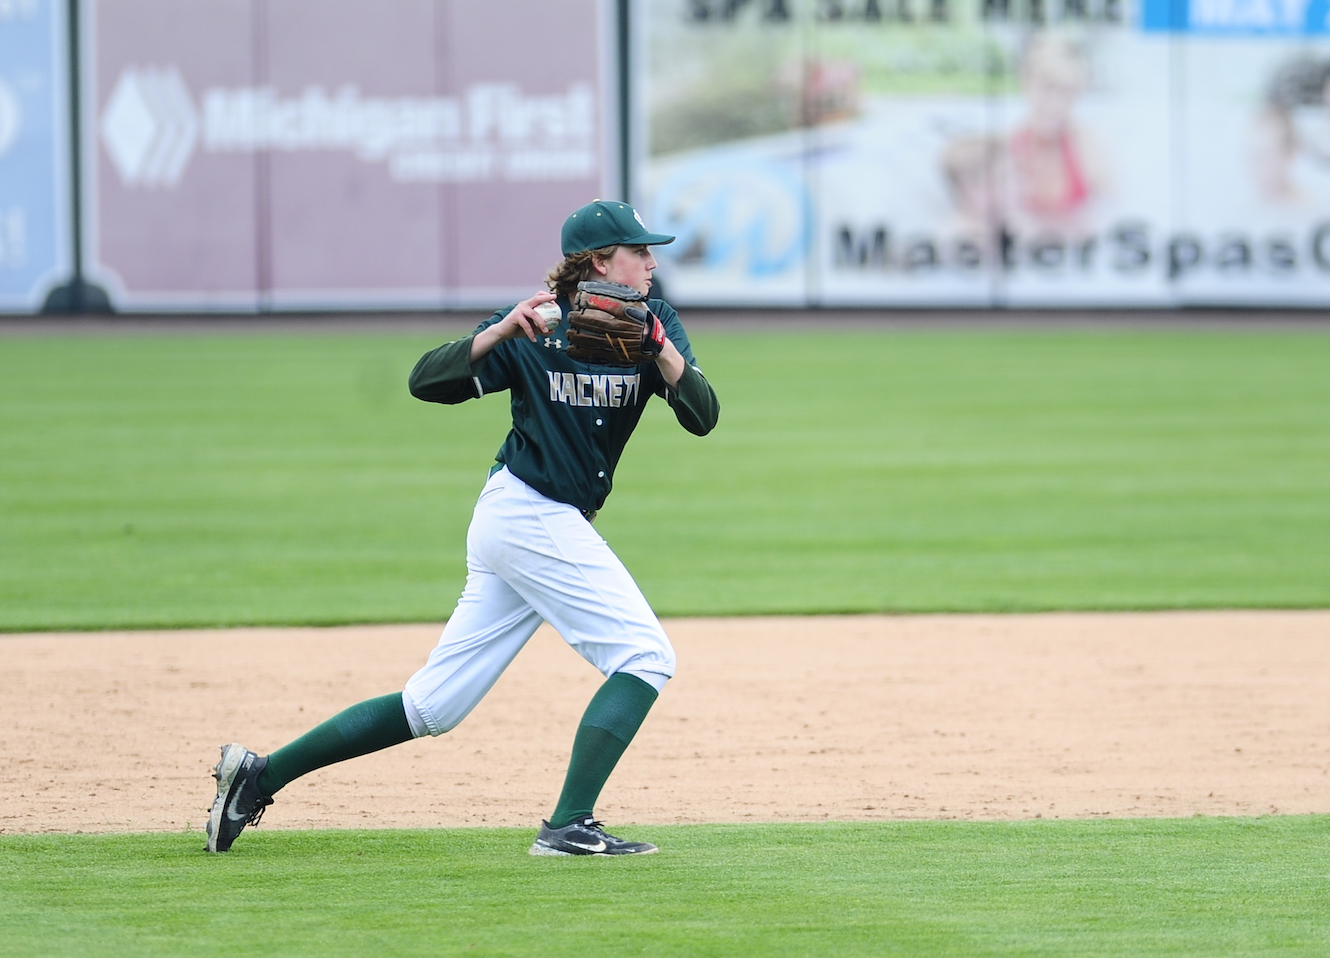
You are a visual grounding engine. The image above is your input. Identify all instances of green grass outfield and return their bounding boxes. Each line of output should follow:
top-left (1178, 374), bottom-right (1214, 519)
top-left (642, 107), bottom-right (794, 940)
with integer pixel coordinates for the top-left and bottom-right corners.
top-left (2, 819), bottom-right (1327, 957)
top-left (2, 327), bottom-right (1329, 629)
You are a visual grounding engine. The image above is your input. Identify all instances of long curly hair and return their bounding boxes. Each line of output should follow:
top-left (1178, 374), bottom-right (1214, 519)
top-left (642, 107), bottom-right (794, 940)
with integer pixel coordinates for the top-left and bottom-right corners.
top-left (545, 246), bottom-right (618, 299)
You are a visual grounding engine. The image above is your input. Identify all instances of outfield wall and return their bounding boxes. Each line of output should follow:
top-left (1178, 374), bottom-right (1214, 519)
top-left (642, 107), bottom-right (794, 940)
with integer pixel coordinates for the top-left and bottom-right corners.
top-left (3, 0), bottom-right (1330, 311)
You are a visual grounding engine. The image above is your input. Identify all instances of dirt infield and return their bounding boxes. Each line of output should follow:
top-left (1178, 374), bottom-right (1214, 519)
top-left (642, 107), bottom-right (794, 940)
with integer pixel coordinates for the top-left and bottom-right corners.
top-left (3, 611), bottom-right (1328, 836)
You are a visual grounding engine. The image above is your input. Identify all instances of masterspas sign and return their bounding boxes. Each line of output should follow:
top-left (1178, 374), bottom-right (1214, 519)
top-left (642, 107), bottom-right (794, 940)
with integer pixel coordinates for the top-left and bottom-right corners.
top-left (640, 0), bottom-right (1330, 307)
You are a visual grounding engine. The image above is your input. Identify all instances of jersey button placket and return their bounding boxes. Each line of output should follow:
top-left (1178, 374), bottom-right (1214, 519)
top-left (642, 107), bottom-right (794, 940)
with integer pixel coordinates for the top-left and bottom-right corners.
top-left (592, 413), bottom-right (609, 490)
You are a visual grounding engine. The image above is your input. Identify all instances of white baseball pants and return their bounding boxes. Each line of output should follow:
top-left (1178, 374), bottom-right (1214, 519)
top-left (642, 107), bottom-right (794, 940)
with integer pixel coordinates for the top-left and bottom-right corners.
top-left (402, 467), bottom-right (675, 737)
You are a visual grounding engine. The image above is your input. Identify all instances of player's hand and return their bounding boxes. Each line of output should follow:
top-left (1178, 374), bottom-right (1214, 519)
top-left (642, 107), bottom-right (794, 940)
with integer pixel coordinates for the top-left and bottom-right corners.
top-left (470, 291), bottom-right (556, 362)
top-left (499, 291), bottom-right (558, 343)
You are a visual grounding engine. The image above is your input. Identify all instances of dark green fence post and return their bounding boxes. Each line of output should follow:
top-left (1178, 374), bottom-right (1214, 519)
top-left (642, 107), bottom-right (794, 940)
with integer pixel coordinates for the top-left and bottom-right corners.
top-left (43, 0), bottom-right (111, 313)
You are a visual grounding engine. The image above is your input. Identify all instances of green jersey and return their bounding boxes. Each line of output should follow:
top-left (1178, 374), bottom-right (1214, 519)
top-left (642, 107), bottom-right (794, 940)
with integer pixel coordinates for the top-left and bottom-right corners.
top-left (409, 297), bottom-right (720, 515)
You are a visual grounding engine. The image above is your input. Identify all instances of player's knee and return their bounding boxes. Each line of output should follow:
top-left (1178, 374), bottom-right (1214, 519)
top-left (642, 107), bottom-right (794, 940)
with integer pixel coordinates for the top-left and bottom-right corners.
top-left (620, 668), bottom-right (669, 694)
top-left (619, 633), bottom-right (675, 692)
top-left (401, 690), bottom-right (439, 738)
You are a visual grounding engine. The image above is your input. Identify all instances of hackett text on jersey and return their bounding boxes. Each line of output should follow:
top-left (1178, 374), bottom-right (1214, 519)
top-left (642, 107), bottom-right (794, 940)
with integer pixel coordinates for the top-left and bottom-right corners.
top-left (548, 371), bottom-right (642, 408)
top-left (408, 297), bottom-right (719, 515)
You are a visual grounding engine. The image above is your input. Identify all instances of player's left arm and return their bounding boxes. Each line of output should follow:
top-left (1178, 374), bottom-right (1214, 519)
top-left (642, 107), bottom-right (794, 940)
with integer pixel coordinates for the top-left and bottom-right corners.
top-left (651, 301), bottom-right (719, 437)
top-left (652, 336), bottom-right (686, 387)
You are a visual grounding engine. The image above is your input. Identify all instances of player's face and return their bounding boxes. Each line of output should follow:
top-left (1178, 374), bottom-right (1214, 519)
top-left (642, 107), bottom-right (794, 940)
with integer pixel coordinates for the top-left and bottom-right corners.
top-left (601, 244), bottom-right (657, 296)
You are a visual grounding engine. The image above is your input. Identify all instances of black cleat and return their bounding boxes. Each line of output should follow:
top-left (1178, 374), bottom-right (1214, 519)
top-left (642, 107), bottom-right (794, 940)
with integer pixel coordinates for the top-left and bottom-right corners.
top-left (205, 743), bottom-right (273, 853)
top-left (529, 817), bottom-right (658, 857)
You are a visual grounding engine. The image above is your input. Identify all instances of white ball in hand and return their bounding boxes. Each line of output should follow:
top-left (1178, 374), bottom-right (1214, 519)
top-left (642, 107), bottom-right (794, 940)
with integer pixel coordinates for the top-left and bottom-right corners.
top-left (534, 301), bottom-right (562, 326)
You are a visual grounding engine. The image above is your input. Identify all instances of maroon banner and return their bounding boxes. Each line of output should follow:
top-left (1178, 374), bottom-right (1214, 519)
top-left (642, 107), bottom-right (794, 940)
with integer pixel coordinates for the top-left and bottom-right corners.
top-left (87, 0), bottom-right (612, 310)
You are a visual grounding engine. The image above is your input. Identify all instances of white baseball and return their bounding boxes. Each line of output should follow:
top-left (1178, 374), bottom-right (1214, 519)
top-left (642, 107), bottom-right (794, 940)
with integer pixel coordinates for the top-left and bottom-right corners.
top-left (534, 301), bottom-right (562, 326)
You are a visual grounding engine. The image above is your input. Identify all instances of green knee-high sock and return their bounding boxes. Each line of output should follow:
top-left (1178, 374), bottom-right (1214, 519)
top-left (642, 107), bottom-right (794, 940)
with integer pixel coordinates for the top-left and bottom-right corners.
top-left (256, 692), bottom-right (413, 796)
top-left (548, 672), bottom-right (659, 828)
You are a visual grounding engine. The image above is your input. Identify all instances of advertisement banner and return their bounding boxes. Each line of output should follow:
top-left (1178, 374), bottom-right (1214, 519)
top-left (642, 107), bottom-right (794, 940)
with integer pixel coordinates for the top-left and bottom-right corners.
top-left (86, 0), bottom-right (614, 311)
top-left (639, 0), bottom-right (1330, 307)
top-left (0, 0), bottom-right (70, 311)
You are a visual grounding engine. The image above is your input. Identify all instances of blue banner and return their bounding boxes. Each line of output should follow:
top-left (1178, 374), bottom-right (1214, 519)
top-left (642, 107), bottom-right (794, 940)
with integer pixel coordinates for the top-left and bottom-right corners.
top-left (0, 0), bottom-right (69, 311)
top-left (1141, 0), bottom-right (1330, 34)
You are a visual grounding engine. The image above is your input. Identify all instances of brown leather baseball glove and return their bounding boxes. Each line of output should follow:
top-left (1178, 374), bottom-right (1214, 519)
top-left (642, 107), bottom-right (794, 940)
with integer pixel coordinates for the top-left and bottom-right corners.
top-left (566, 281), bottom-right (666, 366)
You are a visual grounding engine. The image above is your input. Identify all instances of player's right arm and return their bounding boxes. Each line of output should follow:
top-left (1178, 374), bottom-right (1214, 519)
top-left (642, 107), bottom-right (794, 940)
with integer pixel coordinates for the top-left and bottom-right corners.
top-left (468, 291), bottom-right (556, 361)
top-left (408, 293), bottom-right (555, 404)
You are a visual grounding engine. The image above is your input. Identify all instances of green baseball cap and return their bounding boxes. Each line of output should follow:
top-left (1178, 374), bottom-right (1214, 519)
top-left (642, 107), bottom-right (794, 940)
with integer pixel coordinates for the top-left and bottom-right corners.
top-left (561, 200), bottom-right (675, 255)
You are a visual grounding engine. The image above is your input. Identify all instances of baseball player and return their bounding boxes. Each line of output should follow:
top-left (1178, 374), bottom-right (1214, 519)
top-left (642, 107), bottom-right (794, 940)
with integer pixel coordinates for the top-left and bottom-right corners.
top-left (207, 200), bottom-right (720, 857)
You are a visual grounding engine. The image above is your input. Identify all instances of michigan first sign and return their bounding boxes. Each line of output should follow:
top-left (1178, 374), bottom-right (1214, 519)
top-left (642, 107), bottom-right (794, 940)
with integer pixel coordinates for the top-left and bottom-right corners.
top-left (0, 0), bottom-right (70, 311)
top-left (85, 0), bottom-right (611, 312)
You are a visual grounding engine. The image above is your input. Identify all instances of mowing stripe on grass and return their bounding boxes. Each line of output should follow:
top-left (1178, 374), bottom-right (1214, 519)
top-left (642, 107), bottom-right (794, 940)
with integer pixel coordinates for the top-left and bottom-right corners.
top-left (2, 329), bottom-right (1329, 628)
top-left (2, 818), bottom-right (1327, 957)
